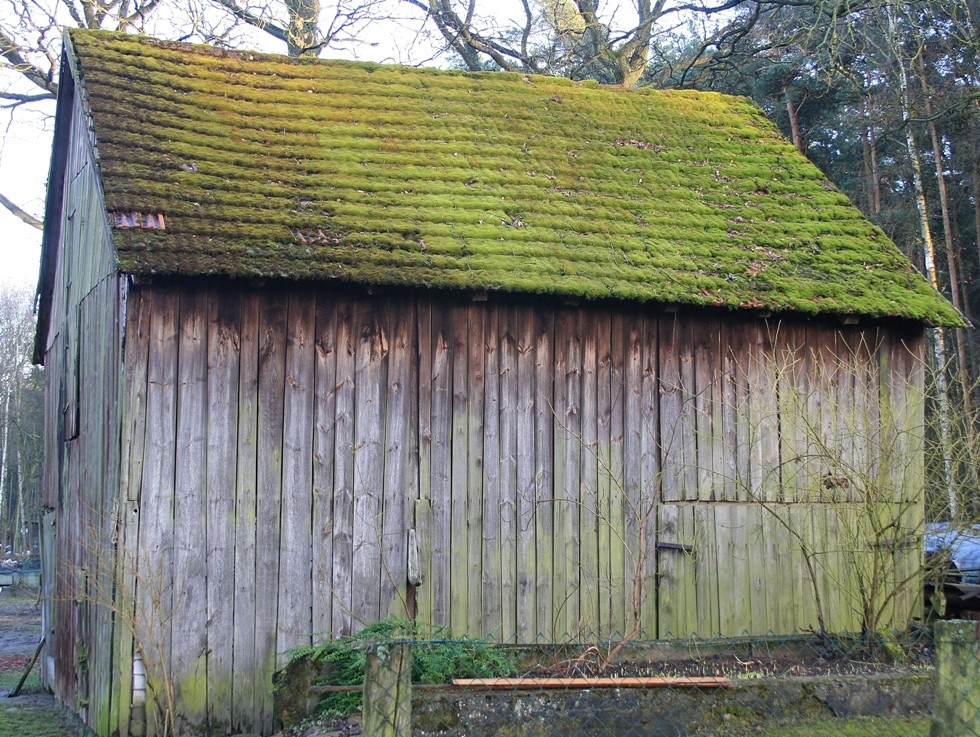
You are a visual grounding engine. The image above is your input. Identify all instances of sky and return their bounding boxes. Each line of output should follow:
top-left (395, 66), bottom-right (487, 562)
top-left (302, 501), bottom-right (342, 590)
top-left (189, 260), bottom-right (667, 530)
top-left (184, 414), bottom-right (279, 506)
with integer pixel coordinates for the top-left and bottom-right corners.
top-left (0, 104), bottom-right (48, 292)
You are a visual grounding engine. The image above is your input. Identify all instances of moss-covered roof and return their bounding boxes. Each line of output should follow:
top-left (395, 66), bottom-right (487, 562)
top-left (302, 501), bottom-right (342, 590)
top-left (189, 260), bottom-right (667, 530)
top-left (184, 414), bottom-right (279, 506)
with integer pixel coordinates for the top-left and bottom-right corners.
top-left (66, 29), bottom-right (961, 325)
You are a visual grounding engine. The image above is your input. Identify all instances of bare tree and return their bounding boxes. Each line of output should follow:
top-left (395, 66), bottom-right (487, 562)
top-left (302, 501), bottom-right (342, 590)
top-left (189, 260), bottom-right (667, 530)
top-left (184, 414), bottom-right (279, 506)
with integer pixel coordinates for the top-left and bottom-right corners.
top-left (0, 282), bottom-right (41, 556)
top-left (207, 0), bottom-right (391, 56)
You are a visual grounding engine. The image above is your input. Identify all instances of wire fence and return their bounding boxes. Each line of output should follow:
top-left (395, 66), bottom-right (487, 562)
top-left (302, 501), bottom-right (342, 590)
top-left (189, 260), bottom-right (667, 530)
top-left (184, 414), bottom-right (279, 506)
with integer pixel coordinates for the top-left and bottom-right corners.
top-left (276, 620), bottom-right (980, 737)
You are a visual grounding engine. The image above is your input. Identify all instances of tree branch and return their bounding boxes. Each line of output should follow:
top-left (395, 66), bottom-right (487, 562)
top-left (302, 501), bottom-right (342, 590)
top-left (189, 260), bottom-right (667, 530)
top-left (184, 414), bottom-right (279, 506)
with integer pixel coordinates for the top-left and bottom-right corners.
top-left (0, 194), bottom-right (42, 230)
top-left (208, 0), bottom-right (289, 45)
top-left (0, 30), bottom-right (57, 96)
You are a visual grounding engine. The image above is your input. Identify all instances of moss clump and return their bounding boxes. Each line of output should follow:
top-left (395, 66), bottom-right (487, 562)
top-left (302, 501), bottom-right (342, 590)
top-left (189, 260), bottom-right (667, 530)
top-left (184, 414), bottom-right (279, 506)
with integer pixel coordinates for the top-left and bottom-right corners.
top-left (275, 617), bottom-right (515, 724)
top-left (67, 29), bottom-right (962, 326)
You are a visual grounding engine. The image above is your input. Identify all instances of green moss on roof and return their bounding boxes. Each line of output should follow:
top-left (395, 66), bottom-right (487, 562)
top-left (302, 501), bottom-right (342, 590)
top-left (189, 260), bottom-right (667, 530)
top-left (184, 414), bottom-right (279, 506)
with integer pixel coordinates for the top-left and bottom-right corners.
top-left (67, 28), bottom-right (962, 326)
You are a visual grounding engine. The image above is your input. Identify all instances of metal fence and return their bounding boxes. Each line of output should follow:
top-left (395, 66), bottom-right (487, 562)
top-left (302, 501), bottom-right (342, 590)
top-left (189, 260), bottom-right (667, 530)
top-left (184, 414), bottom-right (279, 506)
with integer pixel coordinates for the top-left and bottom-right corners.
top-left (278, 620), bottom-right (980, 737)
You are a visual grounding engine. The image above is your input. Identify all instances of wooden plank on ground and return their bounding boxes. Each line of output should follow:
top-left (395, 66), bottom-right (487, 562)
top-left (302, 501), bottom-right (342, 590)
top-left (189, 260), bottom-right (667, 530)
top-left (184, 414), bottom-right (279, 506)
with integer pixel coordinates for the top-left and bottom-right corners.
top-left (206, 290), bottom-right (241, 731)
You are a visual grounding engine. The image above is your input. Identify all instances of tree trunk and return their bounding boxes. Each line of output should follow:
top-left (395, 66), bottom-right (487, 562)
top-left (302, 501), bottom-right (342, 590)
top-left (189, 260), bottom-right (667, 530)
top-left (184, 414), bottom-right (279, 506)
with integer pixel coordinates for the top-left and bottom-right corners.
top-left (916, 56), bottom-right (973, 411)
top-left (859, 92), bottom-right (881, 215)
top-left (0, 383), bottom-right (10, 549)
top-left (888, 6), bottom-right (957, 515)
top-left (784, 85), bottom-right (804, 154)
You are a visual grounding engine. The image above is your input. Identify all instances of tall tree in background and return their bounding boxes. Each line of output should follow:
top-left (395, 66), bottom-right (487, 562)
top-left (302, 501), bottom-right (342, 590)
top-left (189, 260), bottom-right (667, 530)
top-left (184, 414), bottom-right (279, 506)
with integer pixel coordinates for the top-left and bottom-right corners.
top-left (0, 284), bottom-right (42, 557)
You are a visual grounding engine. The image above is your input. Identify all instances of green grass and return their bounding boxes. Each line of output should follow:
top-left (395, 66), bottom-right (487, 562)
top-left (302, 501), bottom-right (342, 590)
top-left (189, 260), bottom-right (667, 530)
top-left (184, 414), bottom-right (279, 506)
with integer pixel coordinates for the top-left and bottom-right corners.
top-left (0, 670), bottom-right (85, 737)
top-left (755, 716), bottom-right (930, 737)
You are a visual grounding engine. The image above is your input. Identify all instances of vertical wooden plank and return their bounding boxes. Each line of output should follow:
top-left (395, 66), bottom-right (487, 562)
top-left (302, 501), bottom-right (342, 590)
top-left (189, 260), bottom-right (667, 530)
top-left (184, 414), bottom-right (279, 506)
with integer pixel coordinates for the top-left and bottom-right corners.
top-left (415, 302), bottom-right (434, 629)
top-left (332, 298), bottom-right (356, 636)
top-left (716, 504), bottom-right (750, 635)
top-left (720, 320), bottom-right (739, 501)
top-left (352, 301), bottom-right (389, 626)
top-left (114, 286), bottom-right (150, 737)
top-left (254, 290), bottom-right (286, 728)
top-left (693, 504), bottom-right (719, 636)
top-left (730, 321), bottom-right (752, 503)
top-left (466, 303), bottom-right (486, 636)
top-left (278, 290), bottom-right (316, 653)
top-left (381, 300), bottom-right (415, 620)
top-left (449, 303), bottom-right (470, 635)
top-left (750, 321), bottom-right (781, 503)
top-left (498, 305), bottom-right (519, 642)
top-left (580, 314), bottom-right (600, 637)
top-left (606, 314), bottom-right (627, 639)
top-left (656, 503), bottom-right (681, 637)
top-left (533, 307), bottom-right (554, 640)
top-left (482, 306), bottom-right (502, 636)
top-left (313, 297), bottom-right (338, 637)
top-left (362, 643), bottom-right (412, 737)
top-left (553, 308), bottom-right (581, 639)
top-left (638, 315), bottom-right (659, 637)
top-left (514, 308), bottom-right (537, 641)
top-left (170, 287), bottom-right (209, 730)
top-left (814, 503), bottom-right (841, 632)
top-left (206, 290), bottom-right (241, 732)
top-left (427, 304), bottom-right (452, 630)
top-left (594, 312), bottom-right (612, 636)
top-left (776, 322), bottom-right (806, 502)
top-left (233, 291), bottom-right (259, 731)
top-left (745, 503), bottom-right (769, 635)
top-left (623, 315), bottom-right (642, 635)
top-left (694, 319), bottom-right (717, 502)
top-left (676, 503), bottom-right (699, 637)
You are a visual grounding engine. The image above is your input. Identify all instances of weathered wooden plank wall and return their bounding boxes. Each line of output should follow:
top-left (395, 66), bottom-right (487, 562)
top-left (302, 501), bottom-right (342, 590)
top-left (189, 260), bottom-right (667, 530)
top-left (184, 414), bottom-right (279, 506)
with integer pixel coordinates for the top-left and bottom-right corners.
top-left (41, 73), bottom-right (126, 737)
top-left (107, 282), bottom-right (925, 735)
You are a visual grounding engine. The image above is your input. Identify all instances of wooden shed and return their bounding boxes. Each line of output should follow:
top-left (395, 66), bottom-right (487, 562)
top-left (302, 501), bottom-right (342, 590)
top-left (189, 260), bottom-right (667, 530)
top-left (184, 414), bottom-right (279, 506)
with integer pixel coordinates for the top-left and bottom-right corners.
top-left (35, 29), bottom-right (960, 737)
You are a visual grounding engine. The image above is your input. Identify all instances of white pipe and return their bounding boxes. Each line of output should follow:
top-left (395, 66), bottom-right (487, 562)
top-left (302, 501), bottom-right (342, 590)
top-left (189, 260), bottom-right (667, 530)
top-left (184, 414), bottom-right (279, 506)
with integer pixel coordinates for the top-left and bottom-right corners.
top-left (132, 653), bottom-right (146, 705)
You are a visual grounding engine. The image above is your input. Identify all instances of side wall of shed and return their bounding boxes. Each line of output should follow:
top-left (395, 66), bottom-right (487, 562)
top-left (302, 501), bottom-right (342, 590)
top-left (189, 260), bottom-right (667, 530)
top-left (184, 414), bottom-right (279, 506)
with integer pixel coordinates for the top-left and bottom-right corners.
top-left (40, 74), bottom-right (127, 737)
top-left (115, 282), bottom-right (925, 736)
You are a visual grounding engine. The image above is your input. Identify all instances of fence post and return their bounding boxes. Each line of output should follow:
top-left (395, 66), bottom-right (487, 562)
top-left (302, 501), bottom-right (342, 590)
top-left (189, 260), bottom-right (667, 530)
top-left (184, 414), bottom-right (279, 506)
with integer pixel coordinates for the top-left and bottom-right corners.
top-left (932, 619), bottom-right (980, 737)
top-left (363, 642), bottom-right (412, 737)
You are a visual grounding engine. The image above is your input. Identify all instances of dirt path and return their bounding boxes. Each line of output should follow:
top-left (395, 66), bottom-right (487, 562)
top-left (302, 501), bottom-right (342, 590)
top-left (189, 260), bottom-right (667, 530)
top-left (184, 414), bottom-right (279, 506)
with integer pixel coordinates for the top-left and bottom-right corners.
top-left (0, 593), bottom-right (84, 737)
